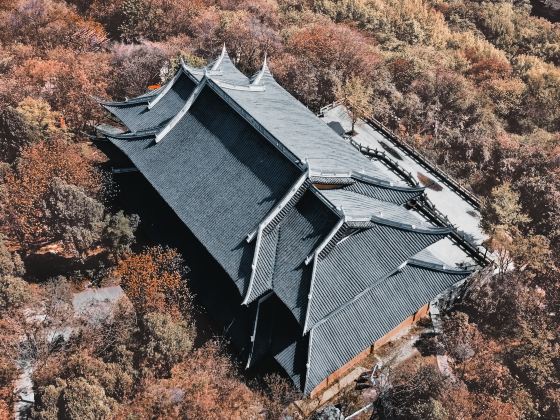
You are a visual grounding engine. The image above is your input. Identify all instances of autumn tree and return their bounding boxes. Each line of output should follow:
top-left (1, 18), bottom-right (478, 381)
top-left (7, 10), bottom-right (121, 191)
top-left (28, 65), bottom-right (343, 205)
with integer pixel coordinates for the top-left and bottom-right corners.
top-left (479, 183), bottom-right (551, 275)
top-left (1, 138), bottom-right (102, 249)
top-left (108, 42), bottom-right (170, 99)
top-left (120, 341), bottom-right (263, 419)
top-left (16, 97), bottom-right (67, 140)
top-left (140, 312), bottom-right (194, 378)
top-left (481, 183), bottom-right (529, 233)
top-left (273, 22), bottom-right (378, 110)
top-left (336, 76), bottom-right (374, 135)
top-left (115, 246), bottom-right (190, 316)
top-left (0, 106), bottom-right (37, 163)
top-left (42, 178), bottom-right (106, 258)
top-left (102, 211), bottom-right (140, 262)
top-left (33, 377), bottom-right (115, 420)
top-left (0, 234), bottom-right (25, 277)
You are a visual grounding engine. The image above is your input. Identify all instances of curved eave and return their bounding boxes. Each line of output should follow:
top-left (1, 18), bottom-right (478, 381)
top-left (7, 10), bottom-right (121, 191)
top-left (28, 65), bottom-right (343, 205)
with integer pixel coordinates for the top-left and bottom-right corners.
top-left (351, 171), bottom-right (425, 193)
top-left (407, 258), bottom-right (474, 275)
top-left (369, 215), bottom-right (451, 235)
top-left (311, 172), bottom-right (425, 195)
top-left (99, 97), bottom-right (152, 107)
top-left (99, 127), bottom-right (156, 141)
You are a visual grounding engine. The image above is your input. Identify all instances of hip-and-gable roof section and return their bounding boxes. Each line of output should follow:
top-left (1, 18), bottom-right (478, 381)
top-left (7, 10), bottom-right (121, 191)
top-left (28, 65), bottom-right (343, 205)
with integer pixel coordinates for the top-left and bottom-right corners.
top-left (99, 47), bottom-right (480, 395)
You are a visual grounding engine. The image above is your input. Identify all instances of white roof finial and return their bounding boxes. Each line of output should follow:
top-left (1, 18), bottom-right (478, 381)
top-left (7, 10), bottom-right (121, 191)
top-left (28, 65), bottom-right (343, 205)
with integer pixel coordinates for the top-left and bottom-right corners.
top-left (252, 52), bottom-right (270, 86)
top-left (211, 43), bottom-right (227, 71)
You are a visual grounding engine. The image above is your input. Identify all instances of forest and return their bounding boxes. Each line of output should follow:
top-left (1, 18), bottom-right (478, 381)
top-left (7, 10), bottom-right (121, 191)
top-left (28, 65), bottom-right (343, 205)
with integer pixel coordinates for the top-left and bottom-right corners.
top-left (0, 0), bottom-right (558, 418)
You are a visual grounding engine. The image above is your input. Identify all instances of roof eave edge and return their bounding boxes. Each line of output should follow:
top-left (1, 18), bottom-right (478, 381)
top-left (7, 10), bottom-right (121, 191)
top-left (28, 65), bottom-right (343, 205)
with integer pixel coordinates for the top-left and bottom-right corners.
top-left (303, 329), bottom-right (314, 395)
top-left (147, 67), bottom-right (183, 110)
top-left (154, 76), bottom-right (208, 144)
top-left (245, 292), bottom-right (273, 369)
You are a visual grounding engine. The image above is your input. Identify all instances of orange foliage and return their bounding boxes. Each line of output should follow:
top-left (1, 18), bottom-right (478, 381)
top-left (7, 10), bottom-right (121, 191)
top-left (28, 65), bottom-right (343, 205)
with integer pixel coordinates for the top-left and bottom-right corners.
top-left (273, 22), bottom-right (379, 109)
top-left (286, 23), bottom-right (378, 76)
top-left (119, 341), bottom-right (262, 419)
top-left (1, 139), bottom-right (101, 248)
top-left (115, 246), bottom-right (189, 316)
top-left (0, 48), bottom-right (110, 129)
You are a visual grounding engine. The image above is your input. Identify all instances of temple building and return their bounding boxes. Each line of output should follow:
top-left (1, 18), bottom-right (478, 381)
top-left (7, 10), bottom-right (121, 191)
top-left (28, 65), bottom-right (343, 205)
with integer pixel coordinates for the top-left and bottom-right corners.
top-left (97, 46), bottom-right (488, 395)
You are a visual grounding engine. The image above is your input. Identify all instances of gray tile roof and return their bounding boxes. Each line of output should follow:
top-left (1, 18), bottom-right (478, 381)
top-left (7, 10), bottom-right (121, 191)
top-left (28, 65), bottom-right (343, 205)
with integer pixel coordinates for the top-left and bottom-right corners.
top-left (305, 223), bottom-right (450, 331)
top-left (106, 86), bottom-right (302, 295)
top-left (320, 189), bottom-right (431, 227)
top-left (304, 261), bottom-right (471, 393)
top-left (273, 337), bottom-right (308, 391)
top-left (208, 67), bottom-right (406, 184)
top-left (99, 48), bottom-right (480, 396)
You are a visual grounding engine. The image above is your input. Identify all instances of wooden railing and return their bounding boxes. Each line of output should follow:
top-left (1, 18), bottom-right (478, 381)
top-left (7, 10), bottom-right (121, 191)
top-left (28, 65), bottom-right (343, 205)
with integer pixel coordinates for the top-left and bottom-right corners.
top-left (345, 137), bottom-right (419, 187)
top-left (411, 196), bottom-right (491, 267)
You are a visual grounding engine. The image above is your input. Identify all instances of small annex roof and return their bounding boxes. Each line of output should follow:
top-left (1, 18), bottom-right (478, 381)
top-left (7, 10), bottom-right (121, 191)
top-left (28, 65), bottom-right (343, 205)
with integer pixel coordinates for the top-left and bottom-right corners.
top-left (246, 188), bottom-right (341, 324)
top-left (304, 260), bottom-right (472, 393)
top-left (101, 45), bottom-right (249, 133)
top-left (102, 71), bottom-right (197, 133)
top-left (304, 221), bottom-right (451, 332)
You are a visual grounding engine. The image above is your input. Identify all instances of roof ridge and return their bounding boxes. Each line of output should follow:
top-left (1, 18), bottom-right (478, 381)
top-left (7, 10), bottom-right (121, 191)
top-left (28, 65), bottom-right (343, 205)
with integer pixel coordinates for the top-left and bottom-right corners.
top-left (407, 258), bottom-right (473, 274)
top-left (302, 217), bottom-right (346, 333)
top-left (211, 43), bottom-right (227, 71)
top-left (369, 214), bottom-right (450, 234)
top-left (204, 78), bottom-right (307, 170)
top-left (242, 171), bottom-right (309, 305)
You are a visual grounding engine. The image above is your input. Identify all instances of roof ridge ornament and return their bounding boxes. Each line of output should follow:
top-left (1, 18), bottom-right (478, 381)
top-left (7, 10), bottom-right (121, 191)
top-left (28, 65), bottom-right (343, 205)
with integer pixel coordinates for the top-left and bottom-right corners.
top-left (251, 52), bottom-right (271, 86)
top-left (211, 43), bottom-right (227, 71)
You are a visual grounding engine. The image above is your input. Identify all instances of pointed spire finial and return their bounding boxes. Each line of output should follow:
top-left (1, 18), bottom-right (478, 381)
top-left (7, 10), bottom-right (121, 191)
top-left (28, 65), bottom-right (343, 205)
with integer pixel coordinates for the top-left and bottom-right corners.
top-left (211, 43), bottom-right (227, 71)
top-left (251, 52), bottom-right (271, 86)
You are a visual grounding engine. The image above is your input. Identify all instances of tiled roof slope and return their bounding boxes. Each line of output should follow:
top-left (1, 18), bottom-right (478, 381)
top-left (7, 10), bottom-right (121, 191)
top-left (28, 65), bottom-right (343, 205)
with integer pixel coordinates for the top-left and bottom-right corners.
top-left (213, 66), bottom-right (405, 184)
top-left (305, 261), bottom-right (472, 393)
top-left (106, 86), bottom-right (302, 295)
top-left (99, 48), bottom-right (480, 395)
top-left (305, 222), bottom-right (450, 330)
